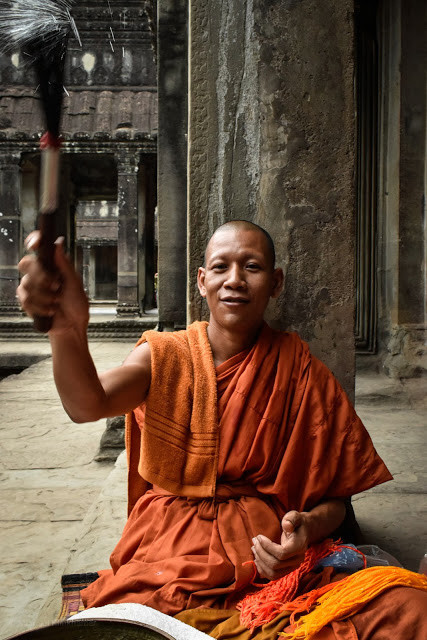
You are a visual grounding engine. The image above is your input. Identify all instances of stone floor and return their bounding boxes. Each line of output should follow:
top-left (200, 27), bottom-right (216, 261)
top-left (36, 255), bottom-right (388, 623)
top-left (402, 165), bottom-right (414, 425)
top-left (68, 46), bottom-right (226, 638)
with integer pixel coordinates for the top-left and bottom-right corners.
top-left (0, 339), bottom-right (134, 639)
top-left (0, 340), bottom-right (426, 639)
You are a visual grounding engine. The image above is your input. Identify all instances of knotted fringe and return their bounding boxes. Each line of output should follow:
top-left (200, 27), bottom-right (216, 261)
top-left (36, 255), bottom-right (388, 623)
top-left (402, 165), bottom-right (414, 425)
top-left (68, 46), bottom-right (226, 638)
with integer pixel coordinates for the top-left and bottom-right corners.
top-left (280, 566), bottom-right (427, 639)
top-left (238, 539), bottom-right (354, 629)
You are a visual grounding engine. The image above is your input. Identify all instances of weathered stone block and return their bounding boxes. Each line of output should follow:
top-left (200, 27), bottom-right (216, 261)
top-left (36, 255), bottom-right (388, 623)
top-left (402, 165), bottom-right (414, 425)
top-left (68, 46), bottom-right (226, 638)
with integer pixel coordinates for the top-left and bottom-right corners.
top-left (188, 0), bottom-right (356, 397)
top-left (95, 415), bottom-right (125, 462)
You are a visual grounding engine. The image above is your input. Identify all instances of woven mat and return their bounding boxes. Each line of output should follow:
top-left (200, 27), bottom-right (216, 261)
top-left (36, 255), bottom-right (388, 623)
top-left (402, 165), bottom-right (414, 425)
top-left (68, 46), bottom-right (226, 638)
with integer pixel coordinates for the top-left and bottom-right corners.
top-left (58, 573), bottom-right (99, 620)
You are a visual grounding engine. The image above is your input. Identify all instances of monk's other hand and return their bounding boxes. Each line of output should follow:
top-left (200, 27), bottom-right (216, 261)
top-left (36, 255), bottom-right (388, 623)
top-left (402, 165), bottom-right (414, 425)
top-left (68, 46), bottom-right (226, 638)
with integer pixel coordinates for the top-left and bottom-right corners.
top-left (17, 232), bottom-right (89, 334)
top-left (251, 510), bottom-right (309, 580)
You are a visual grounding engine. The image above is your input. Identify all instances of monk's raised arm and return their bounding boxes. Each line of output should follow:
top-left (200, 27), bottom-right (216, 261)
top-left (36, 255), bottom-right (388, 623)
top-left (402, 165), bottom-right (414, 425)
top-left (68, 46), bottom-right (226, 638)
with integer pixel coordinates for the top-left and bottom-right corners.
top-left (17, 233), bottom-right (151, 423)
top-left (51, 334), bottom-right (151, 423)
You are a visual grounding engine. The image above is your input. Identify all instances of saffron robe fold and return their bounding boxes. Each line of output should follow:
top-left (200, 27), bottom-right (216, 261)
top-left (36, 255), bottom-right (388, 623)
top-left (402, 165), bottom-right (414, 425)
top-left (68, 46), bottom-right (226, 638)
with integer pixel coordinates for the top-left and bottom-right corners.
top-left (82, 321), bottom-right (392, 614)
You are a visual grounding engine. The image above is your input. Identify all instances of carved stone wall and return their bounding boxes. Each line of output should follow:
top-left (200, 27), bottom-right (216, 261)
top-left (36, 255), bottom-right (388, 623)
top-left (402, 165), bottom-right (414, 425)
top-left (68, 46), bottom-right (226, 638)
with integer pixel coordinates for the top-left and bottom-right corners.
top-left (0, 0), bottom-right (156, 90)
top-left (0, 1), bottom-right (158, 320)
top-left (188, 0), bottom-right (356, 396)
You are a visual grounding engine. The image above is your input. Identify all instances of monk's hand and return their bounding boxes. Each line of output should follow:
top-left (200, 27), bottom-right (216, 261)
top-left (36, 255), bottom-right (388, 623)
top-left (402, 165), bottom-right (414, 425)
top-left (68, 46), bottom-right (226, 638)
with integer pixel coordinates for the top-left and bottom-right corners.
top-left (251, 510), bottom-right (310, 581)
top-left (17, 232), bottom-right (89, 334)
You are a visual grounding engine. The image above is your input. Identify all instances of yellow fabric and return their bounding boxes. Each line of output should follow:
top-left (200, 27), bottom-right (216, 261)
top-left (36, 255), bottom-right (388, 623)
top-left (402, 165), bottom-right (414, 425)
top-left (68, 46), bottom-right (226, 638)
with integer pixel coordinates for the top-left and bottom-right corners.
top-left (175, 607), bottom-right (293, 640)
top-left (280, 567), bottom-right (427, 640)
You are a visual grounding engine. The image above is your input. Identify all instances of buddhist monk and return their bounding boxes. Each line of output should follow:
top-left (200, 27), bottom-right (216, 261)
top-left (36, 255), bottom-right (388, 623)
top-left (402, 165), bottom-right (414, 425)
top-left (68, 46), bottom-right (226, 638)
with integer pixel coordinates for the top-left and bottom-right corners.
top-left (17, 221), bottom-right (427, 639)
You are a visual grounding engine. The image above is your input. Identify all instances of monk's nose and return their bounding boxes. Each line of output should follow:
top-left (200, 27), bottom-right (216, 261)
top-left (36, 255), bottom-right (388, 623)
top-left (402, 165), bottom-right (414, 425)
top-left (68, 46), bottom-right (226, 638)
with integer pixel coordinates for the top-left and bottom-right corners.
top-left (225, 264), bottom-right (246, 288)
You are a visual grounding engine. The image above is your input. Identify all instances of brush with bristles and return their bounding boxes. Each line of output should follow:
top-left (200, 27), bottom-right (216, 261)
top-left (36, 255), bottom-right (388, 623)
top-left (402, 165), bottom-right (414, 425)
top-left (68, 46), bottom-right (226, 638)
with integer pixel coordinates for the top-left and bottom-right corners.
top-left (0, 0), bottom-right (80, 332)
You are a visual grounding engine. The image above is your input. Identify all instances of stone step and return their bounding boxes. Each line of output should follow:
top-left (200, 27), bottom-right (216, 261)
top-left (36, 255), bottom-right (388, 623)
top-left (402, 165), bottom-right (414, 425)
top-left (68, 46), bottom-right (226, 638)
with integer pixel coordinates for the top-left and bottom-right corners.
top-left (0, 316), bottom-right (158, 341)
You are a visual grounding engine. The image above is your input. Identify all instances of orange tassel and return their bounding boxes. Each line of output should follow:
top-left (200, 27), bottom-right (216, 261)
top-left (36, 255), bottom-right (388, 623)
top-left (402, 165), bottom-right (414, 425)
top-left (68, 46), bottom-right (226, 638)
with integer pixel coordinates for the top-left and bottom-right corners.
top-left (280, 566), bottom-right (427, 640)
top-left (285, 580), bottom-right (346, 620)
top-left (238, 539), bottom-right (346, 629)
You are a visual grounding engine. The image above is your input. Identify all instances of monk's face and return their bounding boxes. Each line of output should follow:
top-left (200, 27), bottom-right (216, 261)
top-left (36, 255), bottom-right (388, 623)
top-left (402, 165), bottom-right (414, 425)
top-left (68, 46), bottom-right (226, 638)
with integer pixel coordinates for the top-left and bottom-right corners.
top-left (198, 227), bottom-right (283, 332)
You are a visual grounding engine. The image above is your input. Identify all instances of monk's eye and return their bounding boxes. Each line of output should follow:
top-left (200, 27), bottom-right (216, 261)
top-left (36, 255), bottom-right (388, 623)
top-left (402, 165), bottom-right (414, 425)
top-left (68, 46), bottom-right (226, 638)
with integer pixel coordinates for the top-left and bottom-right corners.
top-left (212, 263), bottom-right (227, 271)
top-left (246, 263), bottom-right (261, 271)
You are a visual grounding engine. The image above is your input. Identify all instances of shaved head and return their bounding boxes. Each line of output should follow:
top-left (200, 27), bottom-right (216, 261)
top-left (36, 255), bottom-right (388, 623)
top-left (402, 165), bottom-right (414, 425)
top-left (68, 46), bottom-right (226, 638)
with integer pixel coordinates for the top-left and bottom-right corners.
top-left (205, 220), bottom-right (276, 269)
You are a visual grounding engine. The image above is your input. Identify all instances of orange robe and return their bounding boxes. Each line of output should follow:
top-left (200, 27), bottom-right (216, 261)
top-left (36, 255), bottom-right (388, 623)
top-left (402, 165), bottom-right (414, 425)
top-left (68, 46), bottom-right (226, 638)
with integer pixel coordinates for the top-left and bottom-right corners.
top-left (82, 322), bottom-right (392, 616)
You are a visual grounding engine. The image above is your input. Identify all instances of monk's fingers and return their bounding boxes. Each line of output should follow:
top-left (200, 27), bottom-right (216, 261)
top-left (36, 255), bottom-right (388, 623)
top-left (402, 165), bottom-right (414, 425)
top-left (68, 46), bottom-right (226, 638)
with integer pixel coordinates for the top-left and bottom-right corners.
top-left (253, 556), bottom-right (278, 581)
top-left (22, 233), bottom-right (69, 283)
top-left (25, 230), bottom-right (41, 252)
top-left (281, 511), bottom-right (303, 536)
top-left (252, 534), bottom-right (307, 580)
top-left (252, 548), bottom-right (305, 581)
top-left (280, 511), bottom-right (309, 553)
top-left (253, 535), bottom-right (289, 562)
top-left (20, 263), bottom-right (60, 295)
top-left (53, 237), bottom-right (74, 276)
top-left (17, 272), bottom-right (59, 317)
top-left (18, 253), bottom-right (61, 290)
top-left (253, 537), bottom-right (305, 569)
top-left (18, 254), bottom-right (35, 276)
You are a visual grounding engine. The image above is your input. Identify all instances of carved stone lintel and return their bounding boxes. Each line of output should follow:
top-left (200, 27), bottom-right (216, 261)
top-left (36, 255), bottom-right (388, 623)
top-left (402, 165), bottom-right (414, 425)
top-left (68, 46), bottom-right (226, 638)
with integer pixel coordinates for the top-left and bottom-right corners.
top-left (116, 303), bottom-right (140, 316)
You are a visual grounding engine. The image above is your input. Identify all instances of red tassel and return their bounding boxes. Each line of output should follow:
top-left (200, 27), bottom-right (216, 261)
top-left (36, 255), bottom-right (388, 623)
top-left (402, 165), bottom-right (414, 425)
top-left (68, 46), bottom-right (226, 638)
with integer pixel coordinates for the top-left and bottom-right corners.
top-left (238, 539), bottom-right (352, 630)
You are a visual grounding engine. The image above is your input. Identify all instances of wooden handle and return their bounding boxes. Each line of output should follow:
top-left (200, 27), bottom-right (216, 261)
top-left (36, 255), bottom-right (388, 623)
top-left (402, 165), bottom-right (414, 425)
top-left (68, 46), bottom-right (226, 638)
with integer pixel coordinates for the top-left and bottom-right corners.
top-left (34, 212), bottom-right (57, 333)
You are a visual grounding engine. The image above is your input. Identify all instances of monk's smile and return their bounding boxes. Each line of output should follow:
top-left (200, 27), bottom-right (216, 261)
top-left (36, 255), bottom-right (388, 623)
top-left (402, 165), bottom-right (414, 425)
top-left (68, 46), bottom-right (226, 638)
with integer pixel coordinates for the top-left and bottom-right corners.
top-left (220, 296), bottom-right (250, 305)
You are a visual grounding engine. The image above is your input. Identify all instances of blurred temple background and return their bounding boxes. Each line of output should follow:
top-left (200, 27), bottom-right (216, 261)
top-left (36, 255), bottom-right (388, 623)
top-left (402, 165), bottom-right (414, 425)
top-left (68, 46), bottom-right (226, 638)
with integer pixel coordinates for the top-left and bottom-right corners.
top-left (0, 0), bottom-right (425, 388)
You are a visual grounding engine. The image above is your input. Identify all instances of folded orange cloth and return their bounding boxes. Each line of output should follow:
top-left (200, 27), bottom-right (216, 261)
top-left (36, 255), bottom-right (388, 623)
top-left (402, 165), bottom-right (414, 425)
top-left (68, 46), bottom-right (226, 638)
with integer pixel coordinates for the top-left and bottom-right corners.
top-left (126, 321), bottom-right (219, 513)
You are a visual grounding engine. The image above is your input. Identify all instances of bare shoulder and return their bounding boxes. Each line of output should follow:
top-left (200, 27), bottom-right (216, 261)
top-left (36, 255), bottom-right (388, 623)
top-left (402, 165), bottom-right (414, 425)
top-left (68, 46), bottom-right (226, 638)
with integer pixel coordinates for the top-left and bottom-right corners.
top-left (96, 341), bottom-right (152, 414)
top-left (123, 341), bottom-right (151, 371)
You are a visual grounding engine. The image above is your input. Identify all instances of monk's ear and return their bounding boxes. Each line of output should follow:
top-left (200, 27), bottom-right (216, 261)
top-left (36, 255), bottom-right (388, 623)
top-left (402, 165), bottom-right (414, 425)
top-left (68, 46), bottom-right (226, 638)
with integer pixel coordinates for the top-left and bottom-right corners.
top-left (270, 268), bottom-right (284, 299)
top-left (197, 267), bottom-right (207, 297)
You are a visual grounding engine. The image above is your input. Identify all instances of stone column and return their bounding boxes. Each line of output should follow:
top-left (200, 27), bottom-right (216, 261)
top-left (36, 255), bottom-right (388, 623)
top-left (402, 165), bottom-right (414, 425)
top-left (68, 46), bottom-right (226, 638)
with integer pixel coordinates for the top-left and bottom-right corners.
top-left (157, 0), bottom-right (188, 329)
top-left (187, 0), bottom-right (356, 397)
top-left (81, 244), bottom-right (96, 300)
top-left (0, 151), bottom-right (22, 314)
top-left (137, 163), bottom-right (147, 310)
top-left (116, 150), bottom-right (140, 316)
top-left (376, 0), bottom-right (427, 377)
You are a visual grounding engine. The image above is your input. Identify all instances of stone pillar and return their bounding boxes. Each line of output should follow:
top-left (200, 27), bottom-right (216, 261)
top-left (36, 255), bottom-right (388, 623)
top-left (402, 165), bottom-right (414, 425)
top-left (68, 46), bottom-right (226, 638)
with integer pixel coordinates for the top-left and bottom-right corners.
top-left (0, 151), bottom-right (22, 314)
top-left (82, 244), bottom-right (90, 297)
top-left (398, 1), bottom-right (426, 328)
top-left (116, 150), bottom-right (140, 316)
top-left (144, 159), bottom-right (157, 311)
top-left (81, 244), bottom-right (95, 300)
top-left (377, 0), bottom-right (427, 377)
top-left (188, 0), bottom-right (356, 397)
top-left (157, 0), bottom-right (188, 328)
top-left (137, 163), bottom-right (147, 310)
